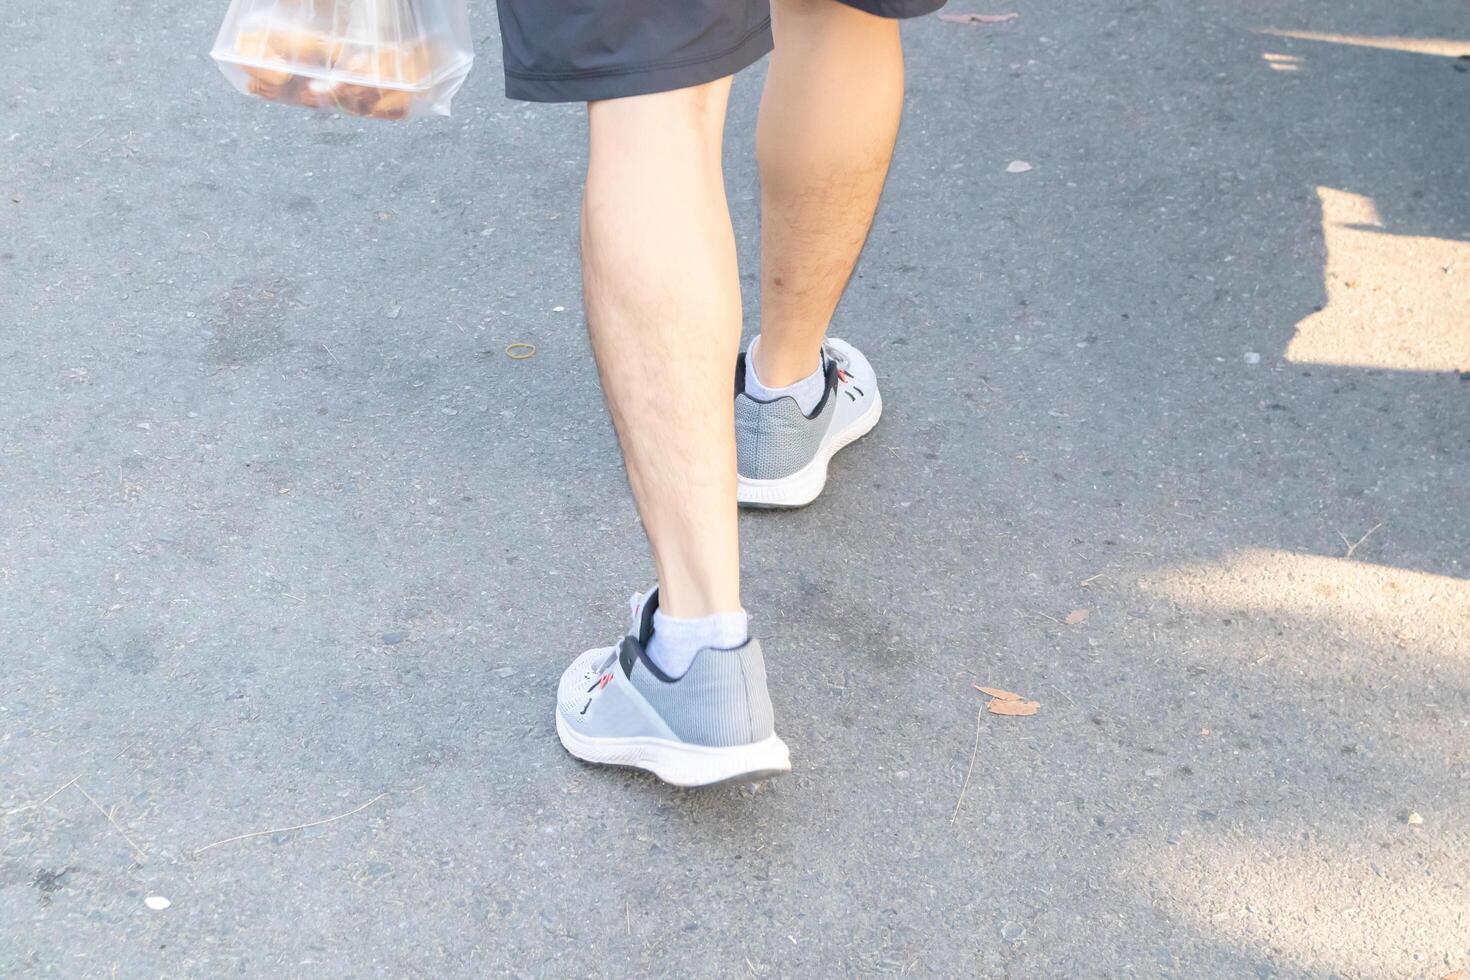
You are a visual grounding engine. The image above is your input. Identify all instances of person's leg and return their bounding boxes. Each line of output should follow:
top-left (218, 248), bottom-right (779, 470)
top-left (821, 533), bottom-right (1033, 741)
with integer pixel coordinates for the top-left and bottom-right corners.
top-left (561, 78), bottom-right (790, 785)
top-left (582, 77), bottom-right (743, 620)
top-left (753, 0), bottom-right (905, 387)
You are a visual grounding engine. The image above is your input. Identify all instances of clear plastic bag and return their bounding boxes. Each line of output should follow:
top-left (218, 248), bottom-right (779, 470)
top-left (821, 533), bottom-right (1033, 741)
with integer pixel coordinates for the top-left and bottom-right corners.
top-left (211, 0), bottom-right (473, 120)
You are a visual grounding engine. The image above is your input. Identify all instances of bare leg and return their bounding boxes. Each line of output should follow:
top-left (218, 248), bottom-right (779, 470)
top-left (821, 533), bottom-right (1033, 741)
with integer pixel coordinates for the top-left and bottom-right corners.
top-left (582, 78), bottom-right (743, 618)
top-left (754, 0), bottom-right (905, 386)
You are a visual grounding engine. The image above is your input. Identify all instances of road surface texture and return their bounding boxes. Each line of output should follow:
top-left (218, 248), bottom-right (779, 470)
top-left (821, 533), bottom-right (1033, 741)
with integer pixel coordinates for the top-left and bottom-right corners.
top-left (3, 0), bottom-right (1468, 976)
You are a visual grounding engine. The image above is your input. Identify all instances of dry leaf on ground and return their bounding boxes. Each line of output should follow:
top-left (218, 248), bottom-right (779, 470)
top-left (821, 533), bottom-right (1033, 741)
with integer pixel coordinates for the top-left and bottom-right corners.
top-left (974, 685), bottom-right (1023, 701)
top-left (1064, 608), bottom-right (1090, 625)
top-left (938, 12), bottom-right (1019, 25)
top-left (1441, 972), bottom-right (1467, 980)
top-left (988, 698), bottom-right (1040, 716)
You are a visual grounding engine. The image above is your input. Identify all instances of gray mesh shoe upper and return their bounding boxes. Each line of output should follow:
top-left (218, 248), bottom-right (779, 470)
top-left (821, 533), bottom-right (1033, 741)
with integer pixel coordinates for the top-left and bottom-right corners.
top-left (557, 588), bottom-right (775, 748)
top-left (626, 635), bottom-right (774, 746)
top-left (734, 355), bottom-right (839, 481)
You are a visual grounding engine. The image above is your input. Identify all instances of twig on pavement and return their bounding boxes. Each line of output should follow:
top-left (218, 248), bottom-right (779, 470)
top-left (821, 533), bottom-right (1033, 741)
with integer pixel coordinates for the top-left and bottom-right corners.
top-left (950, 706), bottom-right (983, 825)
top-left (1338, 522), bottom-right (1383, 559)
top-left (1, 775), bottom-right (81, 818)
top-left (74, 783), bottom-right (147, 861)
top-left (193, 793), bottom-right (388, 856)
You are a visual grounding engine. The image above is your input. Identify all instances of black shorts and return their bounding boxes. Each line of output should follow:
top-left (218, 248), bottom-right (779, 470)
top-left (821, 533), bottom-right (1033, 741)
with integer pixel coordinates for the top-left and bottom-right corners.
top-left (494, 0), bottom-right (947, 103)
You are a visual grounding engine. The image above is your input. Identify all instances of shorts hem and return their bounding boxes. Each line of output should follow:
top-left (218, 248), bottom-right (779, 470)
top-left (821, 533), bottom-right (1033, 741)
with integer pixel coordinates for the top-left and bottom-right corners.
top-left (504, 18), bottom-right (774, 103)
top-left (836, 0), bottom-right (948, 17)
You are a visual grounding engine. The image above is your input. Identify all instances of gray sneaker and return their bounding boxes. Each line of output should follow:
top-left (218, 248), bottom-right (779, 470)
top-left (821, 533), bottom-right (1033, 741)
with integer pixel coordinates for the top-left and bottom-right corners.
top-left (555, 588), bottom-right (792, 787)
top-left (735, 337), bottom-right (883, 508)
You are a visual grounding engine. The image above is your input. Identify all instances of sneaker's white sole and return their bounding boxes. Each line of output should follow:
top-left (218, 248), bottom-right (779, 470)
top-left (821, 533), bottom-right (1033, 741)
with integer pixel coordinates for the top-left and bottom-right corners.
top-left (556, 712), bottom-right (792, 788)
top-left (737, 387), bottom-right (883, 509)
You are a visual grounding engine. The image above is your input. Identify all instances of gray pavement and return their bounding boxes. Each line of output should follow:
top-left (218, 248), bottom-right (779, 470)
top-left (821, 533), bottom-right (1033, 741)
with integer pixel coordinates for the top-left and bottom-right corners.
top-left (3, 0), bottom-right (1469, 976)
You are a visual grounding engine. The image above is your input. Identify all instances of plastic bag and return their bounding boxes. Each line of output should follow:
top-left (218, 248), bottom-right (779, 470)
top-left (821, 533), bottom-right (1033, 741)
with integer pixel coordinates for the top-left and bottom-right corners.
top-left (211, 0), bottom-right (473, 120)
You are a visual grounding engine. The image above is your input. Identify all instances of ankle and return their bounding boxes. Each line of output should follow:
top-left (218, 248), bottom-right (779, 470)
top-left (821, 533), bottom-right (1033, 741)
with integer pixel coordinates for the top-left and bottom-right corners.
top-left (647, 607), bottom-right (750, 678)
top-left (655, 568), bottom-right (741, 620)
top-left (750, 334), bottom-right (823, 389)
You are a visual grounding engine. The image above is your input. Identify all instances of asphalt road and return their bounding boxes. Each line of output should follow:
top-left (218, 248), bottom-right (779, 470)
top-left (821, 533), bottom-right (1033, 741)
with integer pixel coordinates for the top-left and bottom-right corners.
top-left (3, 0), bottom-right (1468, 976)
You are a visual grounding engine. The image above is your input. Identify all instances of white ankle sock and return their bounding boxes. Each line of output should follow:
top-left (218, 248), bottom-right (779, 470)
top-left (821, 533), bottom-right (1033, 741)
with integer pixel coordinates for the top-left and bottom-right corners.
top-left (744, 337), bottom-right (825, 415)
top-left (646, 608), bottom-right (749, 679)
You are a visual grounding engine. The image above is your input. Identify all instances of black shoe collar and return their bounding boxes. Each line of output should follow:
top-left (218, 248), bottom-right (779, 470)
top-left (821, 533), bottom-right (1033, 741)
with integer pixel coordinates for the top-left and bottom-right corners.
top-left (619, 586), bottom-right (682, 684)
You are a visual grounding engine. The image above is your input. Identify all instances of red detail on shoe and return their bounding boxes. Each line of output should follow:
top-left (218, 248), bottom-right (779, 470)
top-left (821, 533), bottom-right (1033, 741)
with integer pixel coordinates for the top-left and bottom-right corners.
top-left (838, 369), bottom-right (850, 382)
top-left (597, 673), bottom-right (612, 689)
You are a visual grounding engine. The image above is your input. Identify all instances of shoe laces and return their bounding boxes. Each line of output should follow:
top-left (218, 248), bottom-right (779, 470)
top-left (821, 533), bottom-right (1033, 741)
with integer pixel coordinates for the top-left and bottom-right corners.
top-left (821, 341), bottom-right (849, 374)
top-left (821, 341), bottom-right (853, 385)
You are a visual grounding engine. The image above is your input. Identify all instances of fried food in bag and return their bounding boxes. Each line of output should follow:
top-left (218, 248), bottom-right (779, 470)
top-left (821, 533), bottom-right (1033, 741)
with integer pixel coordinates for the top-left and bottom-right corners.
top-left (212, 0), bottom-right (472, 120)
